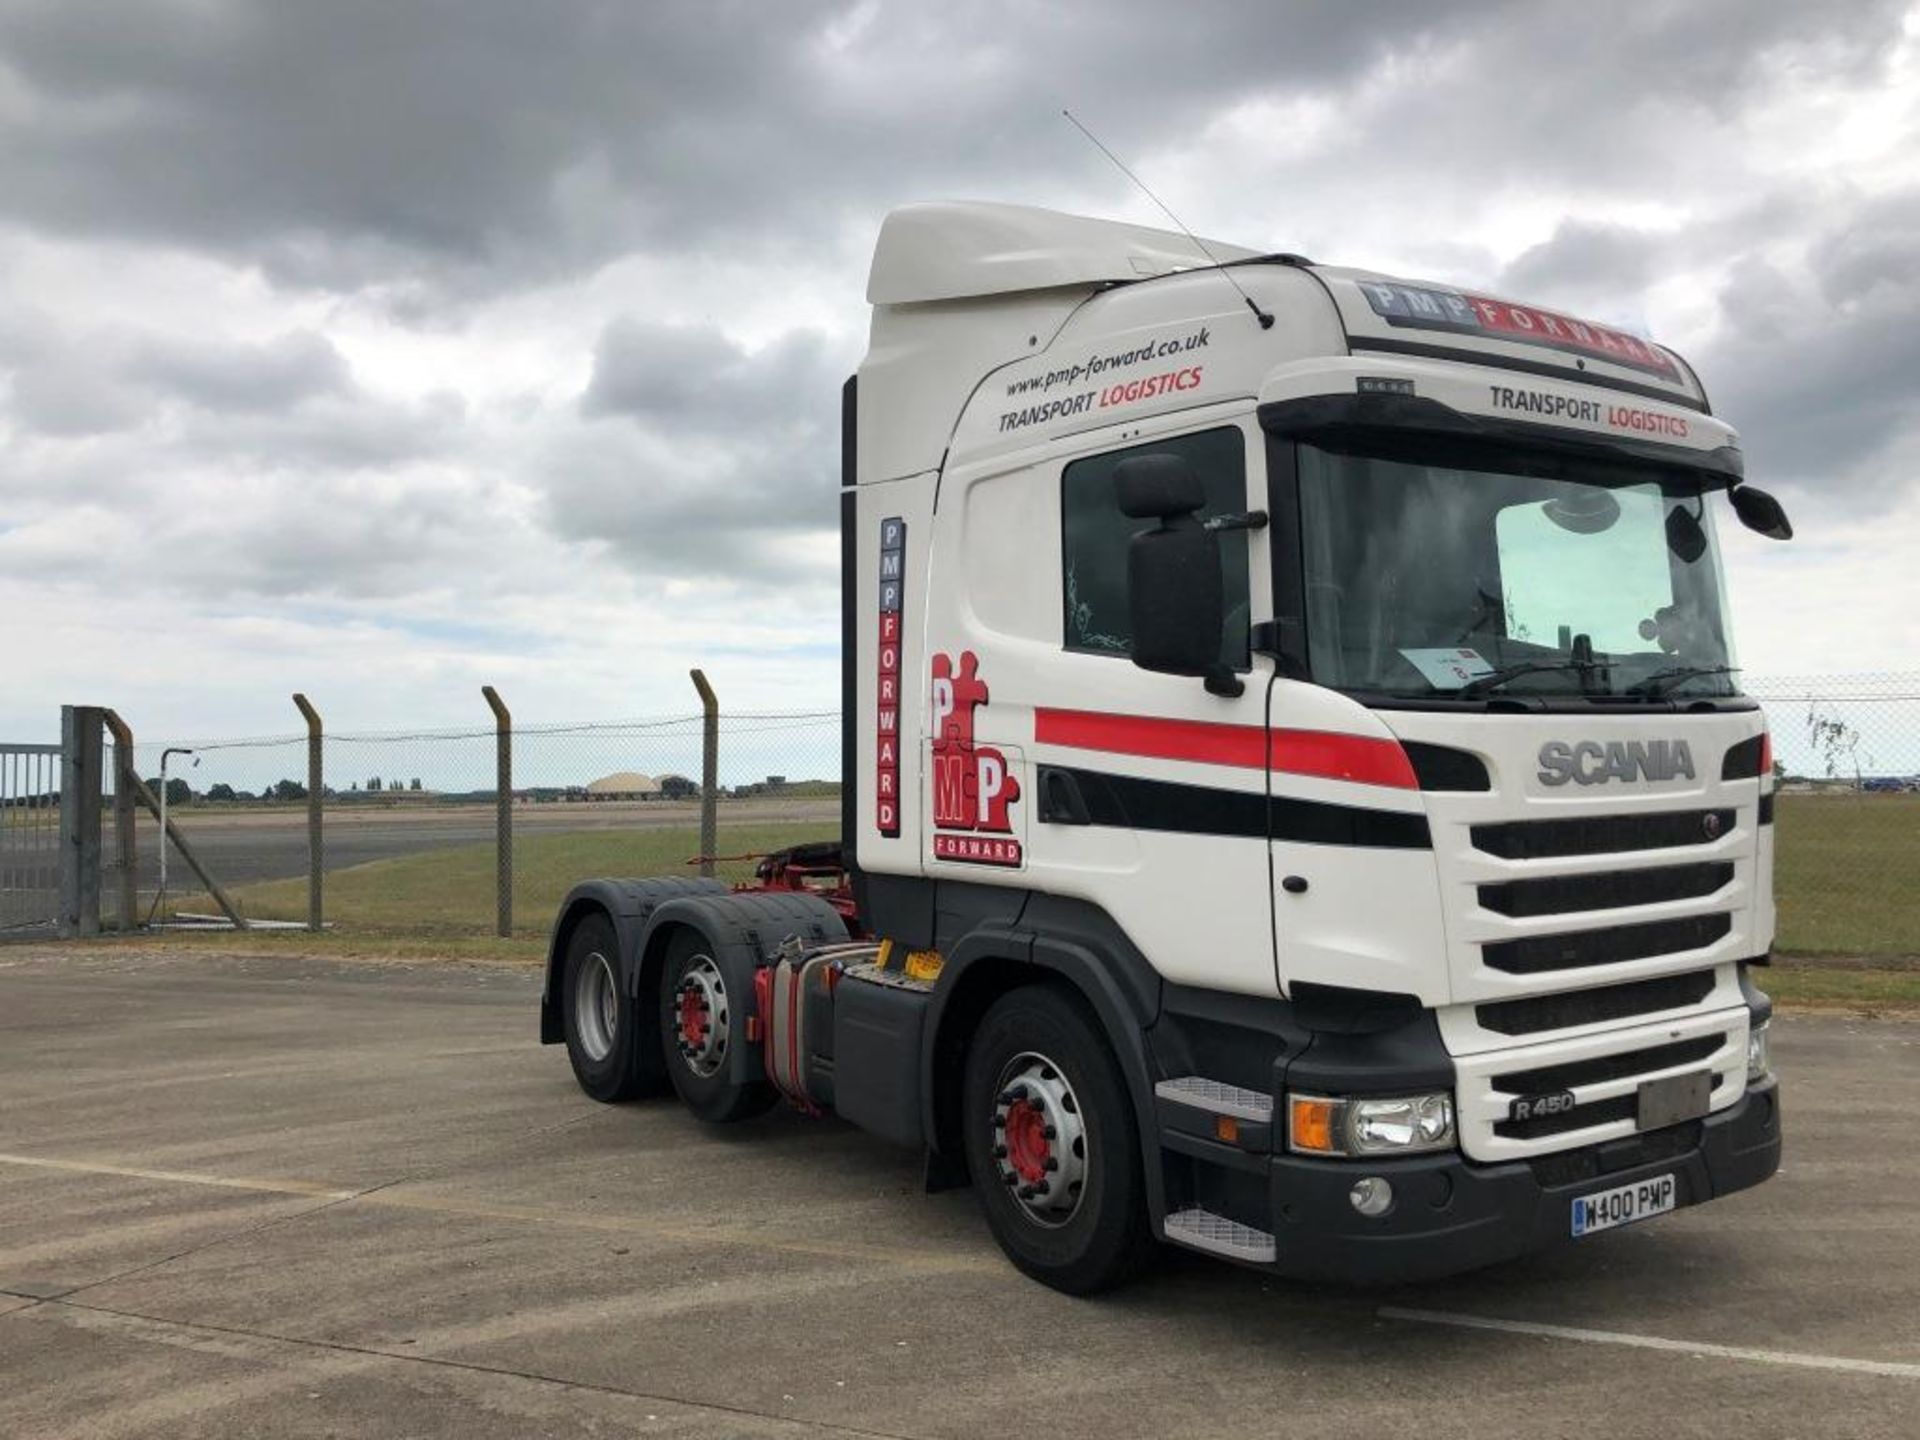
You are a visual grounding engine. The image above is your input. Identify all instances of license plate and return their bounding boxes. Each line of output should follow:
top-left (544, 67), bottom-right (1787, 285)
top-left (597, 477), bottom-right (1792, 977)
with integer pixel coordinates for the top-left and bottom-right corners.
top-left (1637, 1069), bottom-right (1712, 1130)
top-left (1572, 1173), bottom-right (1676, 1237)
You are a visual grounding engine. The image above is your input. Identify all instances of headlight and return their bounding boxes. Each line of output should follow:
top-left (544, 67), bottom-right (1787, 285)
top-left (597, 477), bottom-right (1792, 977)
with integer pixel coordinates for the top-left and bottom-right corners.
top-left (1287, 1092), bottom-right (1455, 1157)
top-left (1747, 1021), bottom-right (1771, 1082)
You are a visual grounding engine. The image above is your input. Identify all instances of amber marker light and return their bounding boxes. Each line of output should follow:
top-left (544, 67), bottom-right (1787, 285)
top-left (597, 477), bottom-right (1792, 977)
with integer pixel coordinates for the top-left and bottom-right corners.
top-left (1289, 1096), bottom-right (1337, 1154)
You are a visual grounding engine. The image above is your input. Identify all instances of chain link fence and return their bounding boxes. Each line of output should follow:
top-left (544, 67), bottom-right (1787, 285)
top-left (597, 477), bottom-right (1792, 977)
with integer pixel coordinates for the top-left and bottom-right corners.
top-left (130, 706), bottom-right (839, 940)
top-left (110, 672), bottom-right (1918, 955)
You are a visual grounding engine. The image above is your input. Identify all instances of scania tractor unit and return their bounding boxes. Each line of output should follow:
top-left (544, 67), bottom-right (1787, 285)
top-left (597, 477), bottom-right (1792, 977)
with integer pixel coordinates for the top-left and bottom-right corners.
top-left (541, 202), bottom-right (1789, 1294)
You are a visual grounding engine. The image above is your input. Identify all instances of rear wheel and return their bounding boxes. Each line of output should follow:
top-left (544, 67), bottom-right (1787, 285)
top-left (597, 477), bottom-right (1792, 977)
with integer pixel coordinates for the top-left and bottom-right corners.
top-left (562, 914), bottom-right (643, 1102)
top-left (962, 985), bottom-right (1154, 1294)
top-left (658, 929), bottom-right (776, 1123)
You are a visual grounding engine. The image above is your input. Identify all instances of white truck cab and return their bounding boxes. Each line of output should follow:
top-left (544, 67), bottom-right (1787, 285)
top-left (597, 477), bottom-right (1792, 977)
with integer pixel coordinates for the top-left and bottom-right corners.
top-left (543, 202), bottom-right (1786, 1293)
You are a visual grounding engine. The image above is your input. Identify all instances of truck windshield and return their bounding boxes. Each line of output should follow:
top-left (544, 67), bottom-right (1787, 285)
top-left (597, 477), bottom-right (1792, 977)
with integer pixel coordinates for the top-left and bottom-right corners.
top-left (1294, 440), bottom-right (1739, 702)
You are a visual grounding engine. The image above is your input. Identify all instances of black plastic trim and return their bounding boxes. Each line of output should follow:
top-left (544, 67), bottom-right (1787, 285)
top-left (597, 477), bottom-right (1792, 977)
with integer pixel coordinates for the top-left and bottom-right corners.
top-left (1403, 741), bottom-right (1491, 792)
top-left (1490, 1035), bottom-right (1723, 1095)
top-left (1758, 793), bottom-right (1775, 826)
top-left (1478, 861), bottom-right (1735, 918)
top-left (1721, 734), bottom-right (1766, 781)
top-left (1255, 1085), bottom-right (1778, 1282)
top-left (1483, 912), bottom-right (1732, 975)
top-left (1260, 392), bottom-right (1740, 482)
top-left (1476, 969), bottom-right (1718, 1035)
top-left (1345, 336), bottom-right (1711, 412)
top-left (1473, 808), bottom-right (1736, 860)
top-left (840, 375), bottom-right (859, 889)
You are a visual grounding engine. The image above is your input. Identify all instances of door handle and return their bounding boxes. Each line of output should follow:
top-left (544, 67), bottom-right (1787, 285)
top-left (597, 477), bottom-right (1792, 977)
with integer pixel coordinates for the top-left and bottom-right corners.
top-left (1037, 766), bottom-right (1091, 826)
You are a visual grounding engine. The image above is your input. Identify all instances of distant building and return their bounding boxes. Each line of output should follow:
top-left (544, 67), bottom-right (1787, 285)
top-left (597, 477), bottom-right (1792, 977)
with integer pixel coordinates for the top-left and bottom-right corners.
top-left (584, 771), bottom-right (662, 801)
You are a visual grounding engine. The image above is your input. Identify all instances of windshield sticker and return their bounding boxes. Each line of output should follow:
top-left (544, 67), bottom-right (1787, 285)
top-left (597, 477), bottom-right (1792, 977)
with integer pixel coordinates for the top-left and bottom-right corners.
top-left (1355, 280), bottom-right (1679, 380)
top-left (1400, 647), bottom-right (1496, 690)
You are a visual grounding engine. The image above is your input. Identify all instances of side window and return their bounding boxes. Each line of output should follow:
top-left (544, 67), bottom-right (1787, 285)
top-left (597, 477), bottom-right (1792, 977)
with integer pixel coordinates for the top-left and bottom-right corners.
top-left (1061, 427), bottom-right (1251, 667)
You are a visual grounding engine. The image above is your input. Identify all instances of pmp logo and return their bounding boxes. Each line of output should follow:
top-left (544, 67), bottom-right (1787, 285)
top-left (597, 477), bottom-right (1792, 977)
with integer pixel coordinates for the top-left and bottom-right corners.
top-left (930, 651), bottom-right (1023, 867)
top-left (1537, 738), bottom-right (1696, 786)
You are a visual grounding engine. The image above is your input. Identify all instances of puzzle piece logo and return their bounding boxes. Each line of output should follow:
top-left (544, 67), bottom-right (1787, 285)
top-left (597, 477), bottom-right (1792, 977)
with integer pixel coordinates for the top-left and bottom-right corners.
top-left (930, 650), bottom-right (1020, 834)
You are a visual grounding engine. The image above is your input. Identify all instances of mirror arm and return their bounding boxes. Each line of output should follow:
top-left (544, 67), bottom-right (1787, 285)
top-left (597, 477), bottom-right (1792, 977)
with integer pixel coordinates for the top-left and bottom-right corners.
top-left (1251, 618), bottom-right (1310, 680)
top-left (1204, 666), bottom-right (1246, 698)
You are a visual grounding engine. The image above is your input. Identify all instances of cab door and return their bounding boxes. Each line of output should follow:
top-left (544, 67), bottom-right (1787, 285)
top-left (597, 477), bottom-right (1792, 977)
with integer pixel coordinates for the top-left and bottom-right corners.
top-left (921, 406), bottom-right (1281, 1000)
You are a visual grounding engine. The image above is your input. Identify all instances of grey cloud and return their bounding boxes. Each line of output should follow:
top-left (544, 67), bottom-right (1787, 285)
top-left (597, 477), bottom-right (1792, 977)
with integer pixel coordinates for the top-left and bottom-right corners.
top-left (1691, 192), bottom-right (1920, 508)
top-left (0, 0), bottom-right (1496, 298)
top-left (129, 330), bottom-right (351, 413)
top-left (1499, 223), bottom-right (1675, 312)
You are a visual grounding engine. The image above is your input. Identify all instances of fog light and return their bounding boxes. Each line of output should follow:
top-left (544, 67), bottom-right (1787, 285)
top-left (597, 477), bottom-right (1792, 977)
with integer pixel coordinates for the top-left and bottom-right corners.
top-left (1747, 1021), bottom-right (1771, 1082)
top-left (1350, 1177), bottom-right (1394, 1217)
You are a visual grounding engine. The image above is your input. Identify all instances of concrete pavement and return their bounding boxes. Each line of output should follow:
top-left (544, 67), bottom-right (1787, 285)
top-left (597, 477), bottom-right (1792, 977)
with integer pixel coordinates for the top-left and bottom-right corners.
top-left (1, 946), bottom-right (1914, 1438)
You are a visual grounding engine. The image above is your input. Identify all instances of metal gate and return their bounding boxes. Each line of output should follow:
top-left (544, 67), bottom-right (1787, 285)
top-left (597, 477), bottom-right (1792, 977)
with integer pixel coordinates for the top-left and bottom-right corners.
top-left (1, 742), bottom-right (62, 937)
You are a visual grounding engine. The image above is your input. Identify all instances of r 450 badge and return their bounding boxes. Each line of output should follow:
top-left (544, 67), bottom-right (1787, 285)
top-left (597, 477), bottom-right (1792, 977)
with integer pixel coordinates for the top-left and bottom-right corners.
top-left (1509, 1089), bottom-right (1577, 1123)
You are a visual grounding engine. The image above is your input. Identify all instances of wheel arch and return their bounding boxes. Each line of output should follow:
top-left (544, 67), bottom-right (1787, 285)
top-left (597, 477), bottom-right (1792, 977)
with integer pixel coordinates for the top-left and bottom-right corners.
top-left (923, 927), bottom-right (1168, 1224)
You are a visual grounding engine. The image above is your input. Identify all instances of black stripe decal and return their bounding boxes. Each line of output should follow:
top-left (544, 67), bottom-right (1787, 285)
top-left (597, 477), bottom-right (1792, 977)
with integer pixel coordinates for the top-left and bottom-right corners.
top-left (1037, 765), bottom-right (1430, 849)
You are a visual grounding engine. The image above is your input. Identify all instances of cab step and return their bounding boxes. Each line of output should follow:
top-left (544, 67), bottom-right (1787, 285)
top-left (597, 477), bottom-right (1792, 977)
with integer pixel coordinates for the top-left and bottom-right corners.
top-left (1163, 1207), bottom-right (1277, 1264)
top-left (1154, 1076), bottom-right (1273, 1120)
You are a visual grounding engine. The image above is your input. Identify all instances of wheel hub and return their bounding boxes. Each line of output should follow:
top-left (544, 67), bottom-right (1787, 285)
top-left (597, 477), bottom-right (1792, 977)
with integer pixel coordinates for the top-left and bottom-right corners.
top-left (673, 958), bottom-right (729, 1078)
top-left (990, 1052), bottom-right (1089, 1227)
top-left (573, 950), bottom-right (619, 1063)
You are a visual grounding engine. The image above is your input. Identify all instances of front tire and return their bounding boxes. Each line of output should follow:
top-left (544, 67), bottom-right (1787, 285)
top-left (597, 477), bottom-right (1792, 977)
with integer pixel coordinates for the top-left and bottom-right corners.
top-left (962, 985), bottom-right (1154, 1294)
top-left (561, 914), bottom-right (645, 1102)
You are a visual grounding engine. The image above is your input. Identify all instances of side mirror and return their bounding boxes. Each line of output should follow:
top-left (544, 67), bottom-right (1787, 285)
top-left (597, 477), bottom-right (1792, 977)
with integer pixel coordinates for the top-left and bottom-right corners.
top-left (1116, 455), bottom-right (1236, 694)
top-left (1730, 485), bottom-right (1793, 541)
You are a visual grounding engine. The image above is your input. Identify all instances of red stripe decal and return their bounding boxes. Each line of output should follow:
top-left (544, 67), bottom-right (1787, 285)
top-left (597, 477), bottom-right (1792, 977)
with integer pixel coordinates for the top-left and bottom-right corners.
top-left (1034, 708), bottom-right (1416, 790)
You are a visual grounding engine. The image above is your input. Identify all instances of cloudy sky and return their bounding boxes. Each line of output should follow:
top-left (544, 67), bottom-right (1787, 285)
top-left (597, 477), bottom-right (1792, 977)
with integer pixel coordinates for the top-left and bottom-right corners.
top-left (1, 0), bottom-right (1916, 745)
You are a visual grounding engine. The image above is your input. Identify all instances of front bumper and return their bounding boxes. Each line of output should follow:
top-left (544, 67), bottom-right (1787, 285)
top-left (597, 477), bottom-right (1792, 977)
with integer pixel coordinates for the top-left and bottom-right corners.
top-left (1261, 1080), bottom-right (1780, 1283)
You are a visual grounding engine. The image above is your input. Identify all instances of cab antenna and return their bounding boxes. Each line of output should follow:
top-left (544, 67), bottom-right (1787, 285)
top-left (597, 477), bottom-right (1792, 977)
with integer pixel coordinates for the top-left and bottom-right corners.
top-left (1062, 108), bottom-right (1274, 330)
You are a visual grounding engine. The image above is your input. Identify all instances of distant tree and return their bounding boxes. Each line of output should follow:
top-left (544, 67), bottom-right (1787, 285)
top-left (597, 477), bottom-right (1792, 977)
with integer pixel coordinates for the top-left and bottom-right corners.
top-left (234, 791), bottom-right (257, 802)
top-left (1806, 703), bottom-right (1870, 789)
top-left (164, 777), bottom-right (192, 806)
top-left (206, 783), bottom-right (237, 802)
top-left (350, 781), bottom-right (359, 792)
top-left (660, 774), bottom-right (698, 800)
top-left (272, 778), bottom-right (308, 801)
top-left (410, 777), bottom-right (423, 791)
top-left (368, 776), bottom-right (383, 792)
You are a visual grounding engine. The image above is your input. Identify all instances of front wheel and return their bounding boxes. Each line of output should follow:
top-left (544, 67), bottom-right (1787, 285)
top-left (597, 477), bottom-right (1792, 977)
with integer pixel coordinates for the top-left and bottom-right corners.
top-left (962, 985), bottom-right (1154, 1294)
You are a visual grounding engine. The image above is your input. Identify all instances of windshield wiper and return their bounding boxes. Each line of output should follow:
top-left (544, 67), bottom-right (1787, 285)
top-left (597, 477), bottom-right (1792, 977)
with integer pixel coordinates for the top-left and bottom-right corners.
top-left (1626, 664), bottom-right (1741, 699)
top-left (1455, 661), bottom-right (1594, 698)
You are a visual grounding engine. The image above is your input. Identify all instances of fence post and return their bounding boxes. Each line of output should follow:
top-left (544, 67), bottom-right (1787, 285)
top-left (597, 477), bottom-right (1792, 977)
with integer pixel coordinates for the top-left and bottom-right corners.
top-left (57, 705), bottom-right (104, 938)
top-left (293, 694), bottom-right (323, 932)
top-left (691, 670), bottom-right (719, 878)
top-left (483, 686), bottom-right (512, 937)
top-left (101, 710), bottom-right (138, 931)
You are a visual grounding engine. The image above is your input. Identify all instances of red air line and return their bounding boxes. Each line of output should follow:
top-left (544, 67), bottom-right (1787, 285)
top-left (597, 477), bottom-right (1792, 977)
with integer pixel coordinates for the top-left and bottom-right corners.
top-left (1033, 708), bottom-right (1418, 790)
